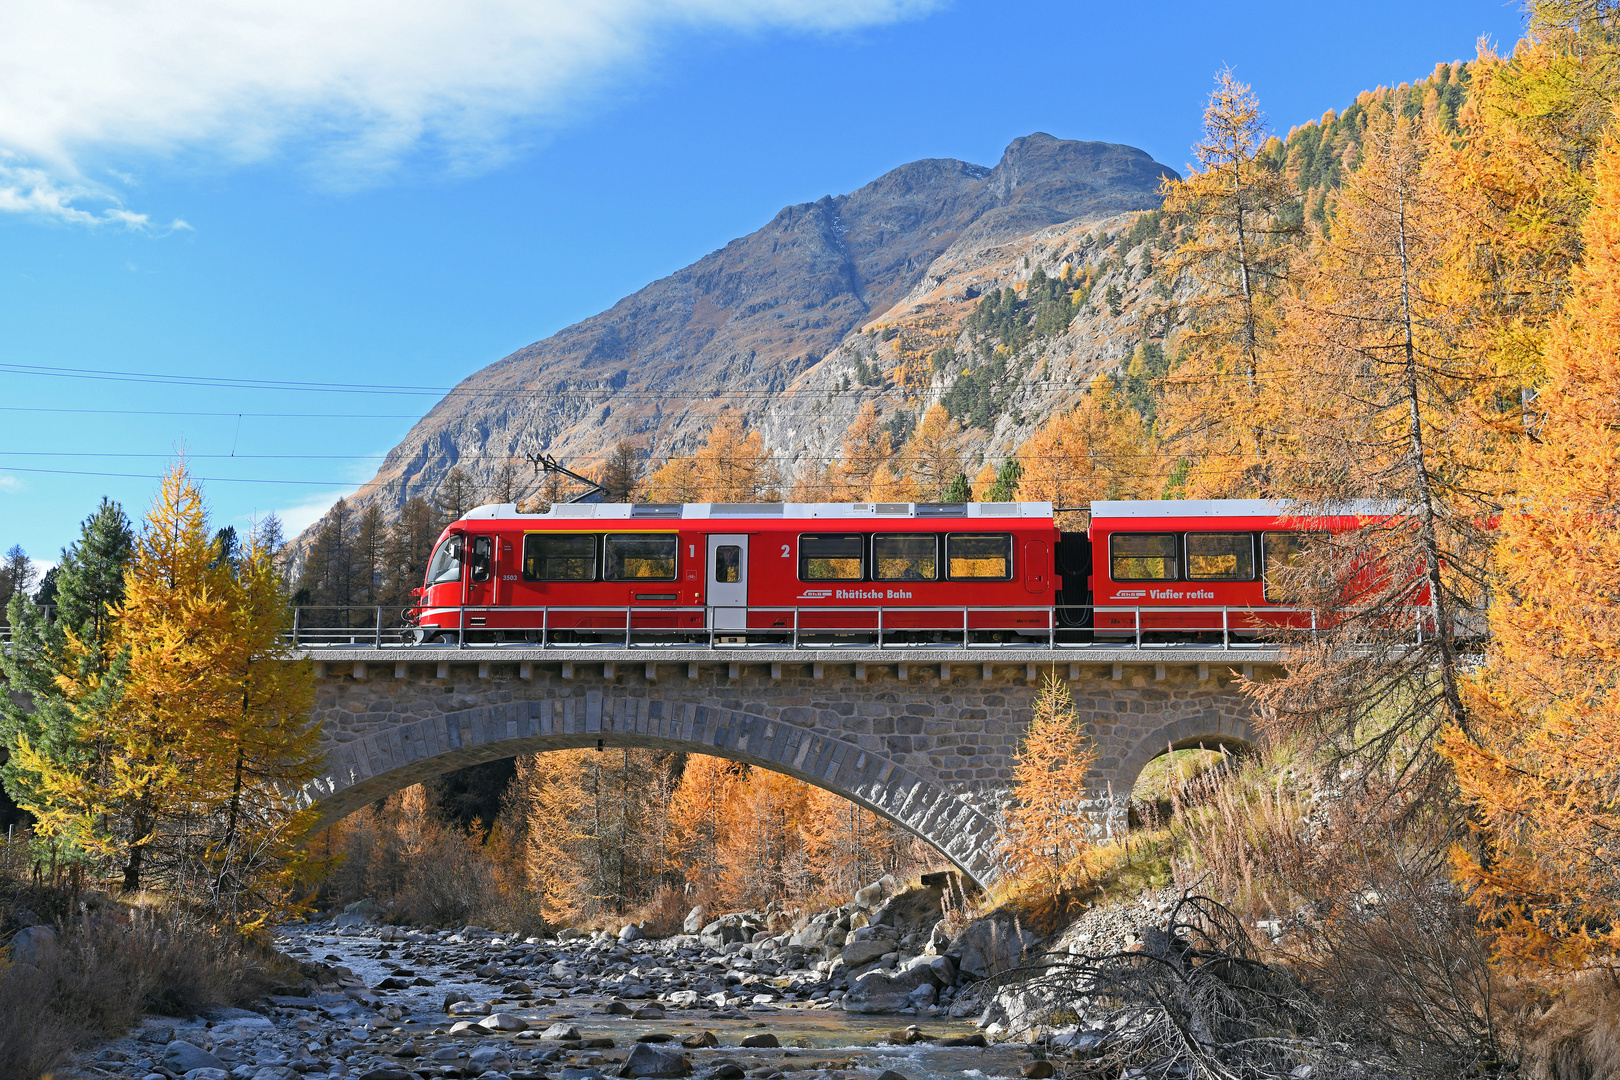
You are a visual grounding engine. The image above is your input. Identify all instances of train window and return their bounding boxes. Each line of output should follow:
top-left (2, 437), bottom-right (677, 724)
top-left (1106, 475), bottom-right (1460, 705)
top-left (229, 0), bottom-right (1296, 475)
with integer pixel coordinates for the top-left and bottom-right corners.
top-left (469, 536), bottom-right (493, 583)
top-left (946, 534), bottom-right (1013, 580)
top-left (873, 534), bottom-right (938, 581)
top-left (715, 546), bottom-right (741, 583)
top-left (605, 534), bottom-right (677, 581)
top-left (426, 536), bottom-right (464, 585)
top-left (1110, 533), bottom-right (1180, 580)
top-left (522, 533), bottom-right (597, 581)
top-left (1261, 532), bottom-right (1308, 603)
top-left (1186, 532), bottom-right (1255, 581)
top-left (800, 534), bottom-right (865, 581)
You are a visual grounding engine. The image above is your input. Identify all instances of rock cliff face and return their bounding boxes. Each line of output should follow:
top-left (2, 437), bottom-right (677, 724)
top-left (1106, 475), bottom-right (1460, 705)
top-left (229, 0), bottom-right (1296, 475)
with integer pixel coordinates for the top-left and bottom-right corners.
top-left (321, 134), bottom-right (1176, 528)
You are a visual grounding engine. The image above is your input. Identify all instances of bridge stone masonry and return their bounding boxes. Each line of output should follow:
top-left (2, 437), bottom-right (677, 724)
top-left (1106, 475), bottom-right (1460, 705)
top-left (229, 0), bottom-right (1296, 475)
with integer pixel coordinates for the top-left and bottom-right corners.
top-left (299, 646), bottom-right (1280, 887)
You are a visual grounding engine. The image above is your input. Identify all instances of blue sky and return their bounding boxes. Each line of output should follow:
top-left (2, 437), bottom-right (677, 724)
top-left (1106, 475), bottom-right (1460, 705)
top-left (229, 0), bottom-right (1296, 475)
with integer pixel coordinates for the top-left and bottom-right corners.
top-left (1, 0), bottom-right (1525, 568)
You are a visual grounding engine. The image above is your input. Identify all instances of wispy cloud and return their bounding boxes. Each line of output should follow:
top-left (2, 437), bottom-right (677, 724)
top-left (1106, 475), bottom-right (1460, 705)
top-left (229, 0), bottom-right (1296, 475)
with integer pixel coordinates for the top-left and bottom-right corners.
top-left (0, 475), bottom-right (25, 493)
top-left (259, 488), bottom-right (360, 537)
top-left (0, 0), bottom-right (937, 221)
top-left (0, 154), bottom-right (189, 230)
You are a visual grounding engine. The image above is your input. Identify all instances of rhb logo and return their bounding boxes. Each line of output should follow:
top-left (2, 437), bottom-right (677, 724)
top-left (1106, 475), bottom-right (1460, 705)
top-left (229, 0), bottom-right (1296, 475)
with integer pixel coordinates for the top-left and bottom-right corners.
top-left (1115, 589), bottom-right (1147, 600)
top-left (798, 589), bottom-right (833, 600)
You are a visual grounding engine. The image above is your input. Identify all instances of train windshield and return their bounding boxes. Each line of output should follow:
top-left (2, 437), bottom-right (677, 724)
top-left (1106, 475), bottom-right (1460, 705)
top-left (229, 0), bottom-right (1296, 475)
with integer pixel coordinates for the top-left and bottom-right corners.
top-left (426, 536), bottom-right (464, 586)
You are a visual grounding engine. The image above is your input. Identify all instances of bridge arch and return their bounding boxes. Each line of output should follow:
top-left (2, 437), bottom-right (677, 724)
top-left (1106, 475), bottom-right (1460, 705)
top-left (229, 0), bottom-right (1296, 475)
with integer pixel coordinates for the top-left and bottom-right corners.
top-left (301, 652), bottom-right (1274, 889)
top-left (1113, 712), bottom-right (1261, 811)
top-left (306, 696), bottom-right (1005, 886)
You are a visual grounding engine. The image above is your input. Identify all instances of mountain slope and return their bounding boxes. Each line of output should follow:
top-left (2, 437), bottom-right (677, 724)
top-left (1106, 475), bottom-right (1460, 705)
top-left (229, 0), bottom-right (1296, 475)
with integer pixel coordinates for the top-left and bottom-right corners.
top-left (331, 133), bottom-right (1176, 522)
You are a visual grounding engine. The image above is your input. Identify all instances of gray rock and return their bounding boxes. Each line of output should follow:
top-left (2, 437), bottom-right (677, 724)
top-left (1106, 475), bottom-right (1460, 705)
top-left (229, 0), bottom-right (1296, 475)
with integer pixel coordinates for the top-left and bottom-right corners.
top-left (250, 1068), bottom-right (299, 1080)
top-left (479, 1012), bottom-right (527, 1031)
top-left (841, 965), bottom-right (939, 1014)
top-left (840, 939), bottom-right (892, 969)
top-left (952, 911), bottom-right (1037, 980)
top-left (164, 1042), bottom-right (226, 1073)
top-left (682, 906), bottom-right (706, 935)
top-left (8, 925), bottom-right (57, 967)
top-left (617, 1042), bottom-right (691, 1077)
top-left (927, 955), bottom-right (957, 984)
top-left (468, 1047), bottom-right (513, 1070)
top-left (853, 875), bottom-right (897, 911)
top-left (541, 1022), bottom-right (582, 1041)
top-left (619, 923), bottom-right (646, 943)
top-left (182, 1070), bottom-right (228, 1080)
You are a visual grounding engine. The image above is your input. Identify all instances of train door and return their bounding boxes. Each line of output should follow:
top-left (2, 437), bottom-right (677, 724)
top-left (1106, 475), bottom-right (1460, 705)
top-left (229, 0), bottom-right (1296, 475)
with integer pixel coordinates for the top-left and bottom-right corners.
top-left (465, 535), bottom-right (493, 627)
top-left (1023, 539), bottom-right (1050, 595)
top-left (707, 534), bottom-right (748, 631)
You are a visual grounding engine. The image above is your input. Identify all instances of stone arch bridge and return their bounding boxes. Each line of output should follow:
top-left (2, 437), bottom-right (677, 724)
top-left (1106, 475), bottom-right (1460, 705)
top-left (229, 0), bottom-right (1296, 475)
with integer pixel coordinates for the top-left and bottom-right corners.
top-left (300, 646), bottom-right (1279, 887)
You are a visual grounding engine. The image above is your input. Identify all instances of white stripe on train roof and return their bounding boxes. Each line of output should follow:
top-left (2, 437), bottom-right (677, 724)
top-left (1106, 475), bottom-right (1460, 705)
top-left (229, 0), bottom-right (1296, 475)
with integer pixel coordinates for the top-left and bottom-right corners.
top-left (459, 501), bottom-right (1058, 520)
top-left (1090, 499), bottom-right (1403, 518)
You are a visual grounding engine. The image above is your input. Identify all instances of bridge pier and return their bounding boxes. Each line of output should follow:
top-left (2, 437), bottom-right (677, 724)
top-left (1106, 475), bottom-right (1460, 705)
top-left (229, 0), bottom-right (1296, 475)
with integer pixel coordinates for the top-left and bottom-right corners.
top-left (299, 648), bottom-right (1275, 886)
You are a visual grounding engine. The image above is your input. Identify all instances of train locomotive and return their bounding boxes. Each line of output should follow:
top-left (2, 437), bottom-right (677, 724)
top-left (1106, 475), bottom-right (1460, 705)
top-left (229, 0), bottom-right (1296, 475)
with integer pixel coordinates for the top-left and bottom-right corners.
top-left (403, 498), bottom-right (1377, 647)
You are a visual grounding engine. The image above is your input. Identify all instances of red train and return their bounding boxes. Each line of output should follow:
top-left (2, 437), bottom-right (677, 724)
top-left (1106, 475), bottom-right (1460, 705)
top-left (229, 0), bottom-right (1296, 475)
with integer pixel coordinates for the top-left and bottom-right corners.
top-left (403, 499), bottom-right (1380, 647)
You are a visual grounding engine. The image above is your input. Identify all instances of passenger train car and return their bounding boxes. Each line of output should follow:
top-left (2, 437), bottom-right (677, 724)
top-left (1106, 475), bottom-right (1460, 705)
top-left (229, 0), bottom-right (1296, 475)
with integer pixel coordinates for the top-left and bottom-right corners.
top-left (404, 499), bottom-right (1381, 646)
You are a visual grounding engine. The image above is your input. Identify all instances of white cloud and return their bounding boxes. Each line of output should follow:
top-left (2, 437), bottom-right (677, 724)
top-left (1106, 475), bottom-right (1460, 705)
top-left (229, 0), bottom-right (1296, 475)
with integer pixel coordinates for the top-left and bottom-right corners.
top-left (0, 0), bottom-right (936, 219)
top-left (260, 489), bottom-right (360, 537)
top-left (0, 475), bottom-right (25, 493)
top-left (0, 154), bottom-right (190, 229)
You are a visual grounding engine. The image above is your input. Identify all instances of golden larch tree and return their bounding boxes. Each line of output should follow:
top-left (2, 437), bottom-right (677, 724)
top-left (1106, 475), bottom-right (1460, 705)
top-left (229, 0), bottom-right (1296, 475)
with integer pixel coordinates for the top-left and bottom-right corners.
top-left (1157, 69), bottom-right (1300, 497)
top-left (1000, 675), bottom-right (1097, 885)
top-left (1441, 123), bottom-right (1620, 971)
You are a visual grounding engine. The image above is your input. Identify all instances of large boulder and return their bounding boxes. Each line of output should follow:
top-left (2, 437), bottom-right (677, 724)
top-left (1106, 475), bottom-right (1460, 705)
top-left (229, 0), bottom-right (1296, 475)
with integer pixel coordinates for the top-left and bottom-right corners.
top-left (617, 1042), bottom-right (691, 1077)
top-left (619, 923), bottom-right (646, 943)
top-left (841, 964), bottom-right (940, 1014)
top-left (839, 939), bottom-right (892, 969)
top-left (683, 906), bottom-right (707, 935)
top-left (8, 925), bottom-right (57, 967)
top-left (163, 1042), bottom-right (226, 1073)
top-left (951, 911), bottom-right (1038, 980)
top-left (853, 875), bottom-right (898, 912)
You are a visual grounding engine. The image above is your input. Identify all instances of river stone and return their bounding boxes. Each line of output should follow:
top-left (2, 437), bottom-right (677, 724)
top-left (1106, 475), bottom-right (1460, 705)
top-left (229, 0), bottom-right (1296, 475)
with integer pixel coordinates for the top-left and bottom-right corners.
top-left (631, 1005), bottom-right (665, 1019)
top-left (952, 912), bottom-right (1037, 980)
top-left (163, 1043), bottom-right (226, 1074)
top-left (666, 990), bottom-right (699, 1007)
top-left (680, 1031), bottom-right (719, 1049)
top-left (619, 923), bottom-right (646, 943)
top-left (479, 1012), bottom-right (528, 1031)
top-left (842, 965), bottom-right (939, 1014)
top-left (8, 925), bottom-right (57, 967)
top-left (682, 906), bottom-right (706, 934)
top-left (617, 1042), bottom-right (691, 1077)
top-left (541, 1023), bottom-right (582, 1041)
top-left (182, 1070), bottom-right (228, 1080)
top-left (840, 939), bottom-right (891, 969)
top-left (738, 1033), bottom-right (779, 1048)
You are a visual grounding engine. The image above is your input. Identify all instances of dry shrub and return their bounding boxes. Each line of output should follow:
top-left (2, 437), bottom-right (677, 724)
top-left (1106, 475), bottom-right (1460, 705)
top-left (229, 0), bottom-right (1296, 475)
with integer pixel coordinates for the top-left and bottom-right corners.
top-left (318, 785), bottom-right (546, 935)
top-left (626, 884), bottom-right (695, 937)
top-left (1169, 745), bottom-right (1317, 920)
top-left (1519, 972), bottom-right (1620, 1080)
top-left (0, 874), bottom-right (294, 1080)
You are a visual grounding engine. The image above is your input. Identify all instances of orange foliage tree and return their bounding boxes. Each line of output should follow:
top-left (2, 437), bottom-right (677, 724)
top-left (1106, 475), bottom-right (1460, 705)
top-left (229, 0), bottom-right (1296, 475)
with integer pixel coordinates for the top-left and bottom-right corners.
top-left (641, 416), bottom-right (782, 502)
top-left (1441, 125), bottom-right (1620, 971)
top-left (1016, 376), bottom-right (1160, 526)
top-left (999, 675), bottom-right (1097, 885)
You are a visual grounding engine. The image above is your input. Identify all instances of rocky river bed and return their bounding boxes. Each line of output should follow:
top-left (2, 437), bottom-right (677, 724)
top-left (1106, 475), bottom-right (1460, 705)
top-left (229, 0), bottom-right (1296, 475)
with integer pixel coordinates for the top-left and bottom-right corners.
top-left (80, 876), bottom-right (1076, 1080)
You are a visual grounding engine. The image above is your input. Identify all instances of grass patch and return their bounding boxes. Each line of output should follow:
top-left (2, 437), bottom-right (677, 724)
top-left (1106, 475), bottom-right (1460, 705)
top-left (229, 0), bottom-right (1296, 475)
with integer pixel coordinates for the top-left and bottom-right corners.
top-left (0, 859), bottom-right (297, 1080)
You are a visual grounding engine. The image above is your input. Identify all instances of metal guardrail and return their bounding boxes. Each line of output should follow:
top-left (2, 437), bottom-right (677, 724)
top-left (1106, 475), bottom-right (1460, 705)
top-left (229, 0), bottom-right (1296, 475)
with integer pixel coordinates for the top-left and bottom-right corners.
top-left (285, 604), bottom-right (1314, 651)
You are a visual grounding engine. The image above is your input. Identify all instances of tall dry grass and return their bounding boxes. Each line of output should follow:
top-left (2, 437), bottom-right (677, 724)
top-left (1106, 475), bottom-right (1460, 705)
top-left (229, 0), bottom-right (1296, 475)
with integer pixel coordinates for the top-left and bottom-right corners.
top-left (0, 854), bottom-right (294, 1080)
